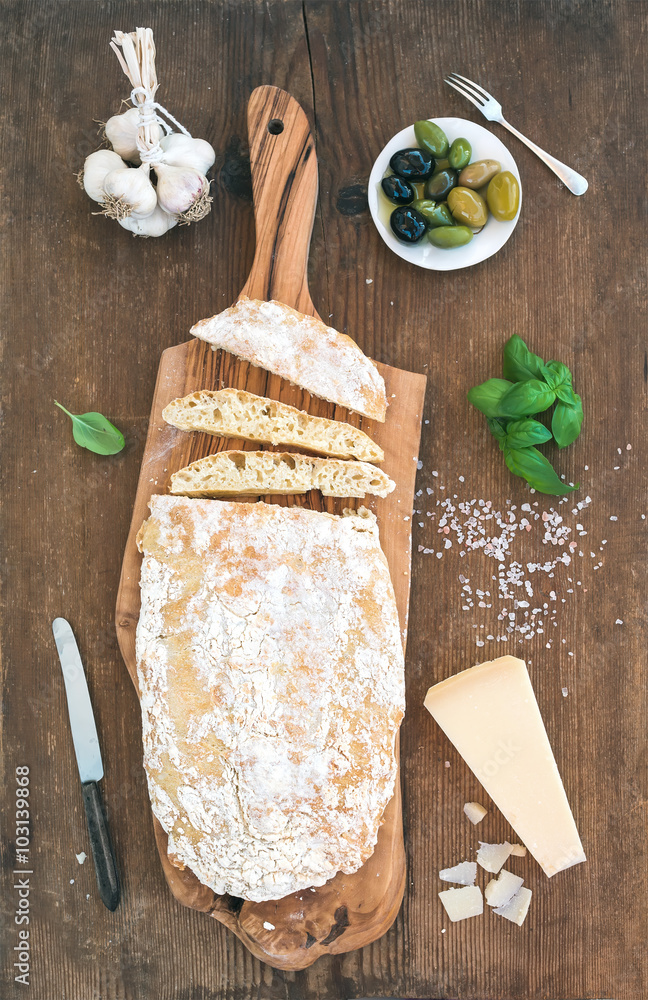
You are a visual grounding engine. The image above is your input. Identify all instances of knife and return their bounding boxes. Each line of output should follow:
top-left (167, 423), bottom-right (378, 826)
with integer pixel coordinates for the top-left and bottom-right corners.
top-left (52, 617), bottom-right (120, 911)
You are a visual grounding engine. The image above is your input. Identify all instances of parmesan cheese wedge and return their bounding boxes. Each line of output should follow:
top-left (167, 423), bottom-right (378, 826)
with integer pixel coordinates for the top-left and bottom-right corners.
top-left (424, 656), bottom-right (586, 877)
top-left (438, 885), bottom-right (483, 922)
top-left (438, 861), bottom-right (477, 885)
top-left (494, 885), bottom-right (532, 926)
top-left (484, 869), bottom-right (524, 908)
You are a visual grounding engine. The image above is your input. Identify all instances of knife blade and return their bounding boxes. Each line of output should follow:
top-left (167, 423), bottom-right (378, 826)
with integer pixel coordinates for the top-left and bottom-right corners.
top-left (52, 617), bottom-right (120, 911)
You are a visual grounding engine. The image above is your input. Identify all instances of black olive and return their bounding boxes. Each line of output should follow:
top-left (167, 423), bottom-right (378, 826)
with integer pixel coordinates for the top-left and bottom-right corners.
top-left (381, 175), bottom-right (415, 205)
top-left (424, 168), bottom-right (458, 201)
top-left (390, 206), bottom-right (427, 243)
top-left (389, 147), bottom-right (435, 181)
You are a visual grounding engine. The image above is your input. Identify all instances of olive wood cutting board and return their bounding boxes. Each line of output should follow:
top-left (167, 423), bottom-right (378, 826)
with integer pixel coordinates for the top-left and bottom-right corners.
top-left (115, 85), bottom-right (426, 971)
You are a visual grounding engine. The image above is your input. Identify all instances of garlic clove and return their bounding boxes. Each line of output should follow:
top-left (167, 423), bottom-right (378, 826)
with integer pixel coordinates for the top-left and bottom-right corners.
top-left (119, 204), bottom-right (179, 237)
top-left (105, 106), bottom-right (161, 164)
top-left (159, 133), bottom-right (216, 174)
top-left (82, 149), bottom-right (127, 202)
top-left (102, 165), bottom-right (158, 220)
top-left (154, 163), bottom-right (212, 220)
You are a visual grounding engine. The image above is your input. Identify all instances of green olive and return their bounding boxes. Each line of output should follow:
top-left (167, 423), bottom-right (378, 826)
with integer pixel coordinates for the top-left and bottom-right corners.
top-left (448, 137), bottom-right (472, 171)
top-left (486, 171), bottom-right (520, 221)
top-left (458, 159), bottom-right (501, 189)
top-left (412, 199), bottom-right (456, 227)
top-left (427, 225), bottom-right (473, 249)
top-left (432, 157), bottom-right (451, 175)
top-left (414, 120), bottom-right (449, 158)
top-left (447, 187), bottom-right (489, 228)
top-left (424, 168), bottom-right (457, 201)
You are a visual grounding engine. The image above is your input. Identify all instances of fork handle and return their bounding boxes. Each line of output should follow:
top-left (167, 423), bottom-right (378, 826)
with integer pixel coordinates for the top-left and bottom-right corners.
top-left (498, 117), bottom-right (588, 196)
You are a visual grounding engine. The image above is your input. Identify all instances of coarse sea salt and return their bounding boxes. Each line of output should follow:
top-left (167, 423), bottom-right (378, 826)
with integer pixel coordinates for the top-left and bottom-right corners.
top-left (413, 467), bottom-right (615, 649)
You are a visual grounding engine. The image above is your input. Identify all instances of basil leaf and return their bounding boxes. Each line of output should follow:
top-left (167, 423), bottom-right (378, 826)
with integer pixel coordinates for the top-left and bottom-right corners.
top-left (504, 418), bottom-right (553, 450)
top-left (504, 446), bottom-right (578, 495)
top-left (502, 335), bottom-right (544, 382)
top-left (467, 378), bottom-right (513, 418)
top-left (552, 394), bottom-right (583, 448)
top-left (555, 383), bottom-right (577, 406)
top-left (544, 360), bottom-right (572, 386)
top-left (487, 417), bottom-right (508, 442)
top-left (55, 401), bottom-right (125, 455)
top-left (498, 379), bottom-right (556, 418)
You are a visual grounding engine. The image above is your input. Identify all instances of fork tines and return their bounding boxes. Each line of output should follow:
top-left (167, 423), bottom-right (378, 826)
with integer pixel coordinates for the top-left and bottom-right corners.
top-left (445, 73), bottom-right (489, 107)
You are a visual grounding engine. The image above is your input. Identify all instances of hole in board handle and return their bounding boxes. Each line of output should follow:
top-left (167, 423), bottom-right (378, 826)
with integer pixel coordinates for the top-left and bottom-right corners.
top-left (267, 119), bottom-right (284, 135)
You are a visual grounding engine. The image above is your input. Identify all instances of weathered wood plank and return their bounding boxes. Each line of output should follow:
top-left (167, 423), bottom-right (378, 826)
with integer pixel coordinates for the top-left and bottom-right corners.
top-left (0, 1), bottom-right (646, 998)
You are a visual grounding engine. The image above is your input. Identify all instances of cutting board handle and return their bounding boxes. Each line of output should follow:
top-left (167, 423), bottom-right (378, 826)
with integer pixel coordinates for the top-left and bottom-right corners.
top-left (238, 86), bottom-right (319, 318)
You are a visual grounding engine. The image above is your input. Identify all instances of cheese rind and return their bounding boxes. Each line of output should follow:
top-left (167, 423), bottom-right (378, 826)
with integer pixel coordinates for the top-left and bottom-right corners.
top-left (424, 656), bottom-right (586, 877)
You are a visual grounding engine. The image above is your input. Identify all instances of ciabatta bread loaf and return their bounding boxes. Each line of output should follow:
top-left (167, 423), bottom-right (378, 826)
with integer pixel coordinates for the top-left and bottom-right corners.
top-left (136, 496), bottom-right (405, 901)
top-left (169, 450), bottom-right (395, 499)
top-left (190, 297), bottom-right (387, 421)
top-left (162, 388), bottom-right (384, 463)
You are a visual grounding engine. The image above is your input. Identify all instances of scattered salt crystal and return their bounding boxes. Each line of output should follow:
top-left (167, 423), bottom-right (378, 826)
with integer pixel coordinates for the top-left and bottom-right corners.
top-left (76, 852), bottom-right (87, 864)
top-left (562, 687), bottom-right (568, 697)
top-left (615, 619), bottom-right (623, 625)
top-left (627, 444), bottom-right (632, 450)
top-left (417, 460), bottom-right (423, 470)
top-left (432, 471), bottom-right (439, 477)
top-left (365, 278), bottom-right (373, 284)
top-left (263, 921), bottom-right (275, 930)
top-left (610, 516), bottom-right (618, 521)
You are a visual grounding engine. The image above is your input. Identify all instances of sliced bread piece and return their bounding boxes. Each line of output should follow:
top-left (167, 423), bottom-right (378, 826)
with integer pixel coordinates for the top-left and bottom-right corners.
top-left (169, 450), bottom-right (395, 499)
top-left (162, 388), bottom-right (384, 463)
top-left (190, 296), bottom-right (388, 421)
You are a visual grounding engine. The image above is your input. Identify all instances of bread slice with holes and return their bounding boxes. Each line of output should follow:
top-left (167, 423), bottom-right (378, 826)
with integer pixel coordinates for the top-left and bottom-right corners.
top-left (190, 297), bottom-right (388, 421)
top-left (162, 388), bottom-right (384, 463)
top-left (169, 450), bottom-right (395, 499)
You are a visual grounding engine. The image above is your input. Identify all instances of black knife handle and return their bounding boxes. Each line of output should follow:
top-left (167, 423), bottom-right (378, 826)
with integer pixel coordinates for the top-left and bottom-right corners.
top-left (81, 781), bottom-right (120, 911)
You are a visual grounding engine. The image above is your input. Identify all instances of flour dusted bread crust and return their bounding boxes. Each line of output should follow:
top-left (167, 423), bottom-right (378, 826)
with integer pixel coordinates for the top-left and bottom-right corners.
top-left (136, 495), bottom-right (405, 902)
top-left (169, 450), bottom-right (395, 499)
top-left (162, 388), bottom-right (384, 463)
top-left (190, 297), bottom-right (388, 421)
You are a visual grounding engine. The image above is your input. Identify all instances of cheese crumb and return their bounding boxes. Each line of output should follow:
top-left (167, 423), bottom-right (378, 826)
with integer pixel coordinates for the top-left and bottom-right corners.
top-left (463, 801), bottom-right (487, 825)
top-left (484, 869), bottom-right (524, 908)
top-left (439, 861), bottom-right (477, 885)
top-left (494, 885), bottom-right (532, 925)
top-left (476, 841), bottom-right (513, 873)
top-left (508, 843), bottom-right (527, 857)
top-left (438, 885), bottom-right (483, 922)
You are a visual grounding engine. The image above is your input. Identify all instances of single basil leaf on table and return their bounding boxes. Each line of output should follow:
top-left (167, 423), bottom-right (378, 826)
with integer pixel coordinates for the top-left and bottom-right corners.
top-left (555, 383), bottom-right (578, 406)
top-left (497, 379), bottom-right (556, 418)
top-left (543, 360), bottom-right (573, 386)
top-left (487, 417), bottom-right (508, 442)
top-left (467, 378), bottom-right (513, 418)
top-left (552, 393), bottom-right (583, 448)
top-left (502, 334), bottom-right (545, 382)
top-left (54, 401), bottom-right (125, 455)
top-left (504, 418), bottom-right (553, 449)
top-left (503, 446), bottom-right (578, 495)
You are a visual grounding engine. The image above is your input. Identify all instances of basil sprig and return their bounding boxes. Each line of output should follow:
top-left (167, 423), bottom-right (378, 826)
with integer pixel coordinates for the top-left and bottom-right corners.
top-left (55, 401), bottom-right (125, 455)
top-left (468, 335), bottom-right (583, 495)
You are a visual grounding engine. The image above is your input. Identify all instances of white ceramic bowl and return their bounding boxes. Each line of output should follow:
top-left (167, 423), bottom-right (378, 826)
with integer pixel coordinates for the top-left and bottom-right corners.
top-left (368, 117), bottom-right (522, 270)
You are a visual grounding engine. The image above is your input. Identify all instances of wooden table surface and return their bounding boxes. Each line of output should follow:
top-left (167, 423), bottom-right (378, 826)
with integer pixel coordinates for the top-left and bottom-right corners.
top-left (1, 2), bottom-right (646, 998)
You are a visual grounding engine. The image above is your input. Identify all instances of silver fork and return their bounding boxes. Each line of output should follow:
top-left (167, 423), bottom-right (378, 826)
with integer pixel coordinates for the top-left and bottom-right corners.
top-left (445, 73), bottom-right (588, 196)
